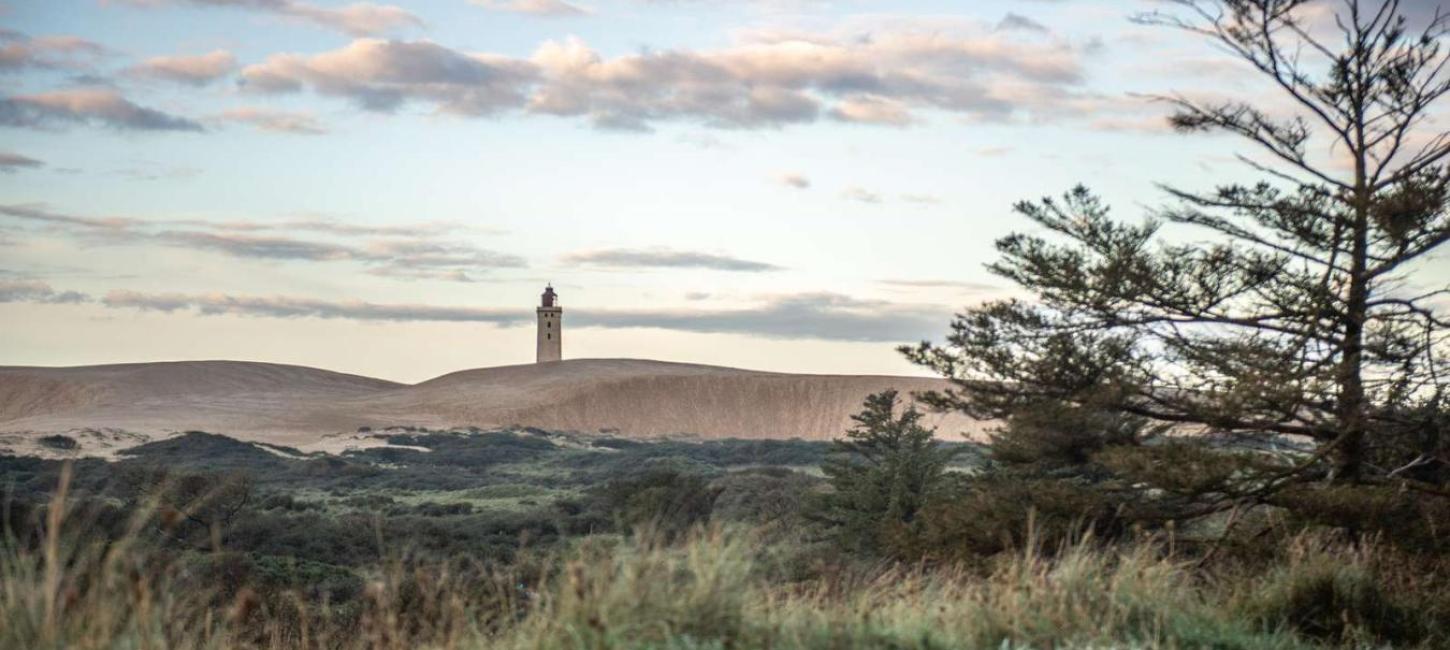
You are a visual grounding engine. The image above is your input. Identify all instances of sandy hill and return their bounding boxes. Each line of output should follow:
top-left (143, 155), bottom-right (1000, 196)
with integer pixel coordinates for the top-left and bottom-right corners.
top-left (0, 359), bottom-right (985, 453)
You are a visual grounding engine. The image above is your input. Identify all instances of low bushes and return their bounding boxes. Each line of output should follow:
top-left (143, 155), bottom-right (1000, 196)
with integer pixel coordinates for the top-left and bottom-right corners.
top-left (37, 435), bottom-right (78, 451)
top-left (6, 427), bottom-right (1450, 649)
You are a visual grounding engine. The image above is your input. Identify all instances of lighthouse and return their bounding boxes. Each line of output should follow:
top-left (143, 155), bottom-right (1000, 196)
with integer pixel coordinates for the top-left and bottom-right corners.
top-left (536, 284), bottom-right (562, 363)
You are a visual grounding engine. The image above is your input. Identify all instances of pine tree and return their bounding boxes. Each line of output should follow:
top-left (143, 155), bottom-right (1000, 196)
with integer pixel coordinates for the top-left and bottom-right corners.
top-left (816, 390), bottom-right (959, 555)
top-left (903, 0), bottom-right (1450, 504)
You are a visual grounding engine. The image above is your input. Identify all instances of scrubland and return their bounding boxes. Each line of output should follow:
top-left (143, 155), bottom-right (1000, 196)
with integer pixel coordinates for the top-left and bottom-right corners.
top-left (2, 428), bottom-right (1445, 649)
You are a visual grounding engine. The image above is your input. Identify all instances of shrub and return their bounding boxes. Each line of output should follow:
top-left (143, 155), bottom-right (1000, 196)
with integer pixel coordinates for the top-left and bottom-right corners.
top-left (1270, 483), bottom-right (1450, 553)
top-left (590, 437), bottom-right (641, 450)
top-left (590, 468), bottom-right (721, 539)
top-left (1240, 539), bottom-right (1431, 647)
top-left (412, 501), bottom-right (473, 516)
top-left (179, 550), bottom-right (364, 605)
top-left (710, 468), bottom-right (818, 527)
top-left (917, 474), bottom-right (1134, 560)
top-left (990, 401), bottom-right (1147, 468)
top-left (258, 493), bottom-right (315, 512)
top-left (123, 431), bottom-right (285, 472)
top-left (116, 466), bottom-right (255, 550)
top-left (340, 493), bottom-right (394, 510)
top-left (37, 435), bottom-right (78, 451)
top-left (813, 390), bottom-right (959, 557)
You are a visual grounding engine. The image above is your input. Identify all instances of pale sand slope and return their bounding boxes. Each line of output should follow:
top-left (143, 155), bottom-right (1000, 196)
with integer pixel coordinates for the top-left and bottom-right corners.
top-left (0, 359), bottom-right (987, 450)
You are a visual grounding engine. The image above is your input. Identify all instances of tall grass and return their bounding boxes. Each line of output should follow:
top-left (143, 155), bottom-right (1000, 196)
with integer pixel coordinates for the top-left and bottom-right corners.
top-left (2, 471), bottom-right (1441, 649)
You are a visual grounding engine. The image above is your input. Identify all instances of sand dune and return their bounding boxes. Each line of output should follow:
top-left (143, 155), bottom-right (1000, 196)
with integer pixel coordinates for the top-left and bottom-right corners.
top-left (0, 359), bottom-right (986, 451)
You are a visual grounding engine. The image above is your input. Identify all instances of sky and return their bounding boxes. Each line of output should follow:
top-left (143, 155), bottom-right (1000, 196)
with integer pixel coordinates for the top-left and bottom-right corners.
top-left (2, 0), bottom-right (1441, 383)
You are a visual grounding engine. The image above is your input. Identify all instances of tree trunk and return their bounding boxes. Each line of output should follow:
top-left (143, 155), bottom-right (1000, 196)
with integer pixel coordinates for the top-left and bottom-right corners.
top-left (1336, 239), bottom-right (1368, 482)
top-left (1337, 67), bottom-right (1370, 483)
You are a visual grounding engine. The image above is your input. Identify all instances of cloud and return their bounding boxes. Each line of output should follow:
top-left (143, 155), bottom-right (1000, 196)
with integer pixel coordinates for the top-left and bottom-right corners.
top-left (575, 292), bottom-right (947, 342)
top-left (143, 230), bottom-right (526, 277)
top-left (562, 248), bottom-right (783, 272)
top-left (128, 50), bottom-right (236, 85)
top-left (775, 171), bottom-right (810, 189)
top-left (97, 289), bottom-right (948, 341)
top-left (879, 278), bottom-right (999, 292)
top-left (0, 203), bottom-right (522, 280)
top-left (103, 290), bottom-right (526, 322)
top-left (0, 203), bottom-right (471, 238)
top-left (525, 26), bottom-right (1085, 130)
top-left (900, 193), bottom-right (941, 205)
top-left (0, 203), bottom-right (137, 229)
top-left (361, 239), bottom-right (528, 280)
top-left (0, 31), bottom-right (107, 72)
top-left (154, 230), bottom-right (358, 261)
top-left (828, 94), bottom-right (914, 126)
top-left (0, 151), bottom-right (44, 172)
top-left (997, 13), bottom-right (1049, 33)
top-left (116, 0), bottom-right (422, 37)
top-left (218, 107), bottom-right (327, 134)
top-left (227, 218), bottom-right (470, 238)
top-left (274, 1), bottom-right (422, 35)
top-left (472, 0), bottom-right (589, 16)
top-left (240, 20), bottom-right (1098, 131)
top-left (113, 163), bottom-right (203, 181)
top-left (840, 186), bottom-right (882, 204)
top-left (241, 39), bottom-right (536, 114)
top-left (677, 132), bottom-right (728, 149)
top-left (0, 88), bottom-right (204, 132)
top-left (0, 279), bottom-right (90, 304)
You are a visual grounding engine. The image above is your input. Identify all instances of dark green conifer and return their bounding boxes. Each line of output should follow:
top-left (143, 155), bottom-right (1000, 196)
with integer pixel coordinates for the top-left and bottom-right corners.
top-left (905, 0), bottom-right (1450, 508)
top-left (816, 390), bottom-right (959, 554)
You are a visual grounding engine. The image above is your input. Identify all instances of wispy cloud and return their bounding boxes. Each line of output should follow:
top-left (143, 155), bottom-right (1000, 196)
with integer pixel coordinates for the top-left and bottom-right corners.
top-left (0, 203), bottom-right (137, 229)
top-left (127, 49), bottom-right (236, 85)
top-left (0, 151), bottom-right (44, 172)
top-left (116, 0), bottom-right (422, 37)
top-left (0, 279), bottom-right (90, 304)
top-left (775, 172), bottom-right (811, 189)
top-left (575, 292), bottom-right (948, 342)
top-left (217, 107), bottom-right (327, 134)
top-left (562, 248), bottom-right (783, 272)
top-left (112, 161), bottom-right (202, 181)
top-left (879, 278), bottom-right (999, 292)
top-left (103, 290), bottom-right (525, 322)
top-left (677, 132), bottom-right (728, 149)
top-left (472, 0), bottom-right (589, 16)
top-left (0, 88), bottom-right (203, 132)
top-left (841, 186), bottom-right (882, 204)
top-left (153, 230), bottom-right (359, 261)
top-left (997, 13), bottom-right (1049, 33)
top-left (828, 95), bottom-right (913, 126)
top-left (0, 203), bottom-right (523, 281)
top-left (94, 289), bottom-right (947, 341)
top-left (900, 193), bottom-right (941, 205)
top-left (0, 30), bottom-right (108, 72)
top-left (362, 239), bottom-right (527, 281)
top-left (0, 203), bottom-right (473, 238)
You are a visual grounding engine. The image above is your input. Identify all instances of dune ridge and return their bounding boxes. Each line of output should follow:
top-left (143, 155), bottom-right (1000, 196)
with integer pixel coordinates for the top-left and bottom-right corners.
top-left (0, 359), bottom-right (985, 449)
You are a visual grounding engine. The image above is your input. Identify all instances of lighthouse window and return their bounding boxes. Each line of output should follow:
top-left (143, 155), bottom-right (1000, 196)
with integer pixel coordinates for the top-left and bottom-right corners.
top-left (547, 334), bottom-right (551, 339)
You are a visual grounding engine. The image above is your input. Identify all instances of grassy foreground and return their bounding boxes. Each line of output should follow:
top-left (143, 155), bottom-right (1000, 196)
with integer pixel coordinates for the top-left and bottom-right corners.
top-left (3, 432), bottom-right (1445, 650)
top-left (5, 477), bottom-right (1428, 650)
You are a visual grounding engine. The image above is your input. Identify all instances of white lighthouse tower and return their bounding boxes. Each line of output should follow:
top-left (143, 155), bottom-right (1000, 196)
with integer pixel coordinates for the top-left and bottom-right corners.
top-left (536, 284), bottom-right (562, 363)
